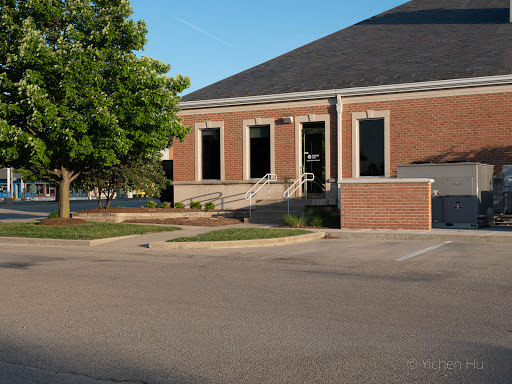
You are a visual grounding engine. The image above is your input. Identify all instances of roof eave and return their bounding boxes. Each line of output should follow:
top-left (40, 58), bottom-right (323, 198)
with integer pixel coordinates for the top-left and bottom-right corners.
top-left (180, 74), bottom-right (512, 110)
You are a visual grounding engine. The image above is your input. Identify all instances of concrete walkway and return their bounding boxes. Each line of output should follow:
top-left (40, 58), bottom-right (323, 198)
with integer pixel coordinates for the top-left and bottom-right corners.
top-left (93, 224), bottom-right (512, 248)
top-left (307, 226), bottom-right (512, 243)
top-left (96, 223), bottom-right (270, 248)
top-left (2, 220), bottom-right (512, 248)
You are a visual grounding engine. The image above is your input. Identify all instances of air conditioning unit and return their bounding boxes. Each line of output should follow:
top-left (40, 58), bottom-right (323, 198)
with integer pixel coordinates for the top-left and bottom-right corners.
top-left (397, 163), bottom-right (494, 229)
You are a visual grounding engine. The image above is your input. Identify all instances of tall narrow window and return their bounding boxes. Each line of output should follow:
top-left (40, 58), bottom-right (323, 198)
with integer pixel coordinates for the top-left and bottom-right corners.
top-left (249, 125), bottom-right (270, 178)
top-left (359, 119), bottom-right (385, 177)
top-left (202, 128), bottom-right (220, 180)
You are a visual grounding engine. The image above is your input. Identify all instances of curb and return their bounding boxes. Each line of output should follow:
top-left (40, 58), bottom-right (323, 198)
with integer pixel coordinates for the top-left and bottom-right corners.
top-left (0, 235), bottom-right (138, 247)
top-left (149, 232), bottom-right (326, 249)
top-left (326, 231), bottom-right (512, 243)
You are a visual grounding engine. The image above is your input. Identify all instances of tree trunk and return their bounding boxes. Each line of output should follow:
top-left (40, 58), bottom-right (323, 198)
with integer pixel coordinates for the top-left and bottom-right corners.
top-left (94, 188), bottom-right (103, 209)
top-left (58, 170), bottom-right (72, 218)
top-left (106, 189), bottom-right (117, 208)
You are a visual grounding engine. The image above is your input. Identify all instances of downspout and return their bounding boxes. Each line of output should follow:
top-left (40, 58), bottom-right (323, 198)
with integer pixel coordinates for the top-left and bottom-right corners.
top-left (336, 94), bottom-right (343, 210)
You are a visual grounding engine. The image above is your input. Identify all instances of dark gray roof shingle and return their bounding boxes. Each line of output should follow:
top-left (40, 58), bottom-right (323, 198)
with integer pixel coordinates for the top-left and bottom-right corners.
top-left (182, 0), bottom-right (512, 102)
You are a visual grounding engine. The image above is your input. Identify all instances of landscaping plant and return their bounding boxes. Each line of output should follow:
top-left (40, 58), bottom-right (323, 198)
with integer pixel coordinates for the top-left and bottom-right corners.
top-left (146, 201), bottom-right (158, 208)
top-left (282, 214), bottom-right (307, 228)
top-left (204, 202), bottom-right (215, 210)
top-left (160, 201), bottom-right (171, 209)
top-left (47, 211), bottom-right (59, 219)
top-left (189, 201), bottom-right (202, 209)
top-left (308, 215), bottom-right (324, 227)
top-left (174, 202), bottom-right (184, 208)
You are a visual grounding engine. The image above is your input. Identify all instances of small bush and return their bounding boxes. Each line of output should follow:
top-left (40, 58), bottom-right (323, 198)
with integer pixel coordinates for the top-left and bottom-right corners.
top-left (146, 201), bottom-right (158, 208)
top-left (204, 202), bottom-right (215, 210)
top-left (282, 214), bottom-right (307, 228)
top-left (174, 202), bottom-right (184, 209)
top-left (48, 211), bottom-right (59, 219)
top-left (307, 207), bottom-right (336, 228)
top-left (160, 201), bottom-right (171, 209)
top-left (189, 201), bottom-right (202, 209)
top-left (308, 215), bottom-right (324, 227)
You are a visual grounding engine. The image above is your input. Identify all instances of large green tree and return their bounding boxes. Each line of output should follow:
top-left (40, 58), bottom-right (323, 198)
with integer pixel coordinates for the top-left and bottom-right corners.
top-left (0, 0), bottom-right (190, 217)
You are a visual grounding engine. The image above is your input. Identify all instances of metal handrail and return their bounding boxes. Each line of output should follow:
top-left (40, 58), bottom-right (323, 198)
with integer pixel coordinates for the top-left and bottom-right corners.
top-left (283, 173), bottom-right (314, 215)
top-left (283, 173), bottom-right (314, 200)
top-left (245, 173), bottom-right (278, 217)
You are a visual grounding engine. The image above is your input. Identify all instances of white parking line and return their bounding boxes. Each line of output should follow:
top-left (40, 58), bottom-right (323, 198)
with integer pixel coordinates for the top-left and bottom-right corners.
top-left (395, 241), bottom-right (452, 261)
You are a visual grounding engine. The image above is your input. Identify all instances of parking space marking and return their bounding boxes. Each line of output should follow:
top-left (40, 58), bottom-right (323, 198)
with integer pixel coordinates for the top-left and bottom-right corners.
top-left (395, 241), bottom-right (452, 261)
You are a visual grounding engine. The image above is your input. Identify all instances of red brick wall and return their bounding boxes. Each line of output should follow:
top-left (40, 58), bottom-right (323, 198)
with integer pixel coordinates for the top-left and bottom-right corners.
top-left (177, 90), bottom-right (512, 183)
top-left (339, 182), bottom-right (432, 230)
top-left (342, 92), bottom-right (512, 178)
top-left (176, 105), bottom-right (337, 181)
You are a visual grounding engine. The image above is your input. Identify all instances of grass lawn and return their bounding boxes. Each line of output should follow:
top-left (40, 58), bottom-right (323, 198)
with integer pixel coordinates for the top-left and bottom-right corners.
top-left (169, 228), bottom-right (311, 242)
top-left (0, 222), bottom-right (181, 240)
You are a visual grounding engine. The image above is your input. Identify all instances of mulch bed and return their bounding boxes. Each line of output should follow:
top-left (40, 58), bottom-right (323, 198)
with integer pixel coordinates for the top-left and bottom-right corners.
top-left (123, 217), bottom-right (243, 227)
top-left (77, 207), bottom-right (216, 213)
top-left (39, 218), bottom-right (88, 226)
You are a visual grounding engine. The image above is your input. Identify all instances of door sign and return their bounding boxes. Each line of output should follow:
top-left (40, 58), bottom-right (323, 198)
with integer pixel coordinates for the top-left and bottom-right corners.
top-left (306, 154), bottom-right (321, 162)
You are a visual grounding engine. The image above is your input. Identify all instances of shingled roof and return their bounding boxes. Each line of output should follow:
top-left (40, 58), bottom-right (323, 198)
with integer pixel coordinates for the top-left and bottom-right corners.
top-left (182, 0), bottom-right (512, 102)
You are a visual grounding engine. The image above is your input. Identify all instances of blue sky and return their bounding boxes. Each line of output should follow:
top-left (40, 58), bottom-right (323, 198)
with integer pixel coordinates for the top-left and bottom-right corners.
top-left (130, 0), bottom-right (407, 95)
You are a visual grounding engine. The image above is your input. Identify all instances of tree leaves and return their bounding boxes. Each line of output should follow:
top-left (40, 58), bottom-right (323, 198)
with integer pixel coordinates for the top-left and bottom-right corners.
top-left (0, 0), bottom-right (189, 184)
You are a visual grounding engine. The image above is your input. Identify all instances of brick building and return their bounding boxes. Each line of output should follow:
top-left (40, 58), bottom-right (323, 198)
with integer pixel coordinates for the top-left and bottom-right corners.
top-left (174, 0), bottom-right (512, 230)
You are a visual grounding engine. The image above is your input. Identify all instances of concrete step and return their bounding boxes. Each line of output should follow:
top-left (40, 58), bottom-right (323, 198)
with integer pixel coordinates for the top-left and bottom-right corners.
top-left (252, 206), bottom-right (305, 213)
top-left (256, 198), bottom-right (336, 207)
top-left (250, 211), bottom-right (303, 219)
top-left (245, 217), bottom-right (284, 225)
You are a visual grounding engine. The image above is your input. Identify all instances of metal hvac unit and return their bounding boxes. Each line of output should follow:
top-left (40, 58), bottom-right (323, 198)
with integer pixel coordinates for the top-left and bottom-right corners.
top-left (502, 165), bottom-right (512, 215)
top-left (397, 163), bottom-right (494, 229)
top-left (503, 165), bottom-right (512, 193)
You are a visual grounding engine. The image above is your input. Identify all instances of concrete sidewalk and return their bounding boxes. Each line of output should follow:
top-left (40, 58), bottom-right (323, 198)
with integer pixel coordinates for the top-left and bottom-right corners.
top-left (95, 223), bottom-right (270, 248)
top-left (74, 224), bottom-right (512, 248)
top-left (308, 226), bottom-right (512, 243)
top-left (2, 222), bottom-right (512, 249)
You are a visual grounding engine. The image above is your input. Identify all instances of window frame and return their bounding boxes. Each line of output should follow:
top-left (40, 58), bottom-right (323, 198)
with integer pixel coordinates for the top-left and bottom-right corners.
top-left (195, 121), bottom-right (224, 181)
top-left (243, 118), bottom-right (275, 180)
top-left (352, 111), bottom-right (390, 178)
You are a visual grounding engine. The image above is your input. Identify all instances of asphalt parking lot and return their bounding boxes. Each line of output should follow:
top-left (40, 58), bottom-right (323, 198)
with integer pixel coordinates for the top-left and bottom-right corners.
top-left (0, 238), bottom-right (511, 383)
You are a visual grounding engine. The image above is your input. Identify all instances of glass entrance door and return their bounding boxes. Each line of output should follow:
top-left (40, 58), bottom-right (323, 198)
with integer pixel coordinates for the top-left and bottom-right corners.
top-left (302, 122), bottom-right (325, 198)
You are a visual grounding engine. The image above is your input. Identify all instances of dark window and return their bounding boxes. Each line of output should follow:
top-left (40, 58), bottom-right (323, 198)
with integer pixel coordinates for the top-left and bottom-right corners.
top-left (359, 119), bottom-right (385, 177)
top-left (36, 184), bottom-right (44, 195)
top-left (250, 125), bottom-right (270, 178)
top-left (202, 128), bottom-right (220, 179)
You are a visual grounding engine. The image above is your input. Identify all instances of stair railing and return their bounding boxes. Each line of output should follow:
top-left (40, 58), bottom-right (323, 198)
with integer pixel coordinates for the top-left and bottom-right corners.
top-left (283, 173), bottom-right (315, 215)
top-left (245, 173), bottom-right (278, 218)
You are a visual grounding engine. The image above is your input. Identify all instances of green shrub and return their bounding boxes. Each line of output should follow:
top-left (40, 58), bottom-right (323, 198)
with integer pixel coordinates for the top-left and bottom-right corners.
top-left (48, 211), bottom-right (59, 219)
top-left (204, 202), bottom-right (215, 210)
top-left (160, 201), bottom-right (171, 209)
top-left (308, 215), bottom-right (324, 227)
top-left (146, 201), bottom-right (158, 208)
top-left (282, 214), bottom-right (307, 228)
top-left (174, 202), bottom-right (184, 209)
top-left (189, 201), bottom-right (202, 209)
